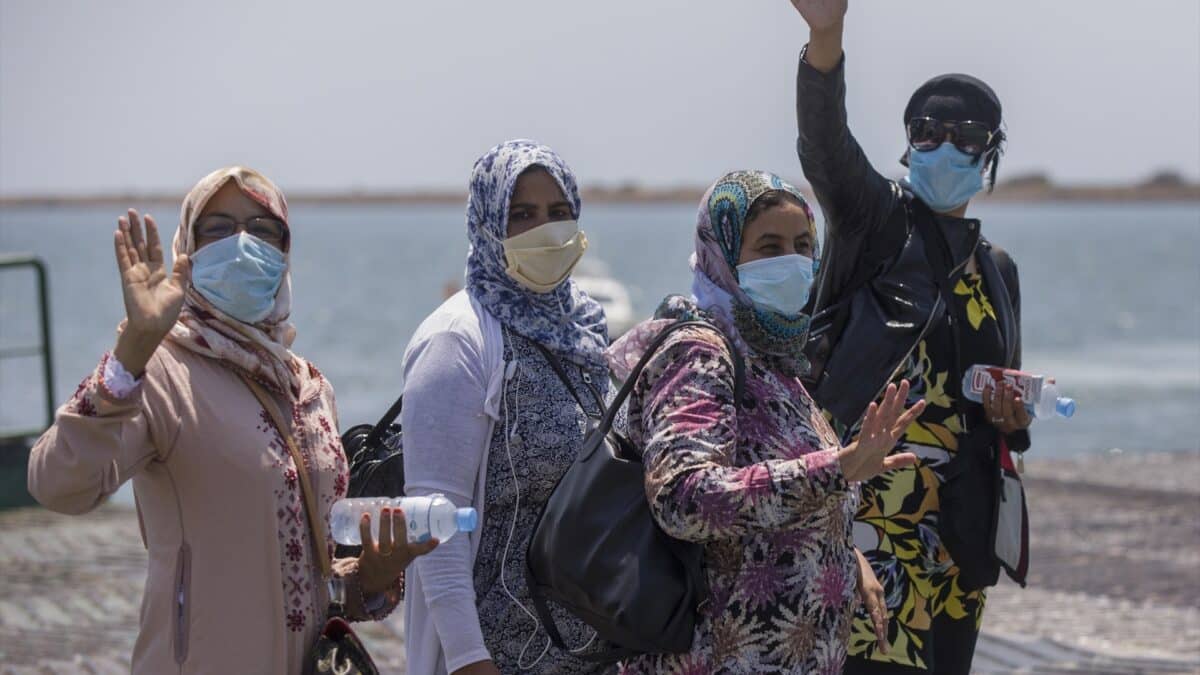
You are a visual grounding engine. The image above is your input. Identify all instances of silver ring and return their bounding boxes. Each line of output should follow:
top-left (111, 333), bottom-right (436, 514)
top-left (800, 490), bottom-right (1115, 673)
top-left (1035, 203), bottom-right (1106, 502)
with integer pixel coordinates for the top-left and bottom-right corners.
top-left (991, 417), bottom-right (1004, 424)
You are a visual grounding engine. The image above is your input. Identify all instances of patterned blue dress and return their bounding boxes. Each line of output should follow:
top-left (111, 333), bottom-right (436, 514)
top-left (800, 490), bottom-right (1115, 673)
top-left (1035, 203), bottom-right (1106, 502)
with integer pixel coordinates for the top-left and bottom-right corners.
top-left (472, 332), bottom-right (616, 674)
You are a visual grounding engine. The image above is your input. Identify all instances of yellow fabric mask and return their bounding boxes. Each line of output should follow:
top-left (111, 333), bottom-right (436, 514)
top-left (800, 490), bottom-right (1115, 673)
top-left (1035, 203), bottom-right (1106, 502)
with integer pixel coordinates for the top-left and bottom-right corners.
top-left (501, 219), bottom-right (588, 293)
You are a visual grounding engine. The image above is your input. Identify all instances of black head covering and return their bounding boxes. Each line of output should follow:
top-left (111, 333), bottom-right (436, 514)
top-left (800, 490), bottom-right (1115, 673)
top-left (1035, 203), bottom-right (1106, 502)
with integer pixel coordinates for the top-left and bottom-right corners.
top-left (902, 73), bottom-right (1006, 189)
top-left (904, 73), bottom-right (1002, 129)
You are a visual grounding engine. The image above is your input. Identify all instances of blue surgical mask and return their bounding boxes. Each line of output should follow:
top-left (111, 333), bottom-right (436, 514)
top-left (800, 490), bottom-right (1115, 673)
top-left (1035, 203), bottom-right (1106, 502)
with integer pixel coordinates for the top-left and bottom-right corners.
top-left (906, 144), bottom-right (984, 212)
top-left (189, 232), bottom-right (286, 324)
top-left (736, 254), bottom-right (815, 317)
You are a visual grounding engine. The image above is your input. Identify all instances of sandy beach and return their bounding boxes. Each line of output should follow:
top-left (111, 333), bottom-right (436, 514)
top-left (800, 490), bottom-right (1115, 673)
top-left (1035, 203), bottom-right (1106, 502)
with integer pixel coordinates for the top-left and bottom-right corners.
top-left (1, 451), bottom-right (1197, 674)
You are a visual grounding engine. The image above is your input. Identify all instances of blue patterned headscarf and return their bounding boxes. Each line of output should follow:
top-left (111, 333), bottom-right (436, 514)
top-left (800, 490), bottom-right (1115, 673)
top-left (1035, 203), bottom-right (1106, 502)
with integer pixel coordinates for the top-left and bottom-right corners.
top-left (690, 170), bottom-right (819, 376)
top-left (465, 139), bottom-right (608, 368)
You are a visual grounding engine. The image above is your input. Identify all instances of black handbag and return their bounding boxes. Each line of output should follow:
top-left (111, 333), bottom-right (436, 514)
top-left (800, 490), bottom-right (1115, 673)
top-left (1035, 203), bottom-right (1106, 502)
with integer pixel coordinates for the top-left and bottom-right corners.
top-left (309, 617), bottom-right (380, 675)
top-left (335, 395), bottom-right (405, 559)
top-left (525, 320), bottom-right (743, 661)
top-left (936, 424), bottom-right (1002, 592)
top-left (937, 415), bottom-right (1031, 592)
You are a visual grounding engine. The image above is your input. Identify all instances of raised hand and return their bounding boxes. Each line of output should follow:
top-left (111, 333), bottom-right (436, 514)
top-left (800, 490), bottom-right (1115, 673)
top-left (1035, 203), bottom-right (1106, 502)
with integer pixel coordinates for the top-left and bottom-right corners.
top-left (789, 0), bottom-right (846, 73)
top-left (838, 381), bottom-right (925, 482)
top-left (111, 209), bottom-right (190, 376)
top-left (788, 0), bottom-right (847, 33)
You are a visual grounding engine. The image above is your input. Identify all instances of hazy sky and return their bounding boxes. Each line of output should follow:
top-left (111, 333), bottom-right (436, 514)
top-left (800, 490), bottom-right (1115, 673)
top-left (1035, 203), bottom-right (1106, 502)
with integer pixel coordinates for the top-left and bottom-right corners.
top-left (2, 0), bottom-right (1198, 196)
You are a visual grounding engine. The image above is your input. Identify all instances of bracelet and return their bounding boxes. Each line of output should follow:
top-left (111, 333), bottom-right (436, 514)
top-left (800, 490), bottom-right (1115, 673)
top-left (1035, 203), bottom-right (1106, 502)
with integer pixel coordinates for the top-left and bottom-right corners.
top-left (333, 564), bottom-right (403, 619)
top-left (328, 575), bottom-right (347, 609)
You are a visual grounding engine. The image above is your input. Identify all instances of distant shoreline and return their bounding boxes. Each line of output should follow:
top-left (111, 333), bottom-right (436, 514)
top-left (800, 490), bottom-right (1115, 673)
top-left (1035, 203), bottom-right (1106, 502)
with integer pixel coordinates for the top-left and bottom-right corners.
top-left (3, 175), bottom-right (1198, 207)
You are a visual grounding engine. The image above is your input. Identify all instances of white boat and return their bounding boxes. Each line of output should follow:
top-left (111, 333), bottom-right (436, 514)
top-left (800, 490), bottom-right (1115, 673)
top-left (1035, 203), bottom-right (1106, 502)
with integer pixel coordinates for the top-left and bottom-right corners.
top-left (440, 258), bottom-right (639, 337)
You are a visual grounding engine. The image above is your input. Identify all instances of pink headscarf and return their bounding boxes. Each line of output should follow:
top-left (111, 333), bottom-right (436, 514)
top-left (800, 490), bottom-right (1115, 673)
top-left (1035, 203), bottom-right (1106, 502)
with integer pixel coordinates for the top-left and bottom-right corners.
top-left (164, 166), bottom-right (320, 402)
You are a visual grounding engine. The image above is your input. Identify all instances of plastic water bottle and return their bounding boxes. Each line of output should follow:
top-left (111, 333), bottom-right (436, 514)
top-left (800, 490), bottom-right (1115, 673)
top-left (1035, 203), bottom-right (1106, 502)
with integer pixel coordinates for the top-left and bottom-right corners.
top-left (330, 494), bottom-right (478, 545)
top-left (961, 365), bottom-right (1076, 420)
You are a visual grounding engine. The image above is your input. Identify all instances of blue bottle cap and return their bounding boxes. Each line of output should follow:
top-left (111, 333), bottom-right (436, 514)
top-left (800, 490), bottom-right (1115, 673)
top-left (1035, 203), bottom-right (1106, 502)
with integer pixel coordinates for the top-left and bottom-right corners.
top-left (456, 508), bottom-right (478, 532)
top-left (1056, 398), bottom-right (1076, 418)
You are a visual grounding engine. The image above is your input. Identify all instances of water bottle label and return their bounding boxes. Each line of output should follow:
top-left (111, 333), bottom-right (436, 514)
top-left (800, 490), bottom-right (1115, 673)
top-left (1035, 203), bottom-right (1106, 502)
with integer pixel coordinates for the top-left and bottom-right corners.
top-left (966, 366), bottom-right (1043, 402)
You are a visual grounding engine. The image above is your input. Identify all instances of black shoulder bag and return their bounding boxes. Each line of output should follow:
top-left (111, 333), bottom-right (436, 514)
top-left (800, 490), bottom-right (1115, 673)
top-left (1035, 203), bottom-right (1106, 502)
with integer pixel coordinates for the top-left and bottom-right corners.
top-left (525, 320), bottom-right (744, 662)
top-left (334, 394), bottom-right (405, 558)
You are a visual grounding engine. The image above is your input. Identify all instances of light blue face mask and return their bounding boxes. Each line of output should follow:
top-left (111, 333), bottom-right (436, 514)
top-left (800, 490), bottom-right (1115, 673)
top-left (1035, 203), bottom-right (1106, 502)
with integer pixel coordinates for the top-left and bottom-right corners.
top-left (736, 253), bottom-right (815, 317)
top-left (906, 143), bottom-right (985, 212)
top-left (189, 232), bottom-right (286, 324)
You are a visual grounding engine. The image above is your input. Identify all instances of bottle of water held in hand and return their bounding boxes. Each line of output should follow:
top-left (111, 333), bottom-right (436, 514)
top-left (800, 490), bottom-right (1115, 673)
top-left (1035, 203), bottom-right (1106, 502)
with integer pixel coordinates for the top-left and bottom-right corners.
top-left (330, 494), bottom-right (478, 546)
top-left (961, 365), bottom-right (1077, 420)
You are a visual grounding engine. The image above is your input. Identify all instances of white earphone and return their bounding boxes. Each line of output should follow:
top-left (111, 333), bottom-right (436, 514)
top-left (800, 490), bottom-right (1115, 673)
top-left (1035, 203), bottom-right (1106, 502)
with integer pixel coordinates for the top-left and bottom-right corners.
top-left (497, 326), bottom-right (596, 670)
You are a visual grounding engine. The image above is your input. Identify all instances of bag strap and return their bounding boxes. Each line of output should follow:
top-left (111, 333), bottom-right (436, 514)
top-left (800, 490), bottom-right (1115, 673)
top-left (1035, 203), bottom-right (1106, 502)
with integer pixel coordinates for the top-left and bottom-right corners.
top-left (528, 340), bottom-right (604, 418)
top-left (908, 199), bottom-right (971, 419)
top-left (977, 240), bottom-right (1019, 369)
top-left (363, 393), bottom-right (404, 450)
top-left (240, 374), bottom-right (333, 579)
top-left (602, 320), bottom-right (744, 450)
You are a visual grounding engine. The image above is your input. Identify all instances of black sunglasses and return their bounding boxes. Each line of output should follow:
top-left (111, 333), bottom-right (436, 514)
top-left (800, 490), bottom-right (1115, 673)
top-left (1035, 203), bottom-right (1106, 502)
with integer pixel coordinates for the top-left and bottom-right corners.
top-left (907, 117), bottom-right (1000, 157)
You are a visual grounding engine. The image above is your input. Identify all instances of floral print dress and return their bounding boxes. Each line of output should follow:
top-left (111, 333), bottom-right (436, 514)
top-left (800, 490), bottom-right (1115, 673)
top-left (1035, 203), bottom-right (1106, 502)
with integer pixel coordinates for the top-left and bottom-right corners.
top-left (616, 323), bottom-right (858, 675)
top-left (847, 270), bottom-right (1007, 668)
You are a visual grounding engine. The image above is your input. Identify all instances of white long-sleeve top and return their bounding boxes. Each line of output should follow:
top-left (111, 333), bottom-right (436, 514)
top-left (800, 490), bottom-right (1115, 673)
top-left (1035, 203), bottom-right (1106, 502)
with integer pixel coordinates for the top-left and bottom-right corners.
top-left (402, 290), bottom-right (505, 675)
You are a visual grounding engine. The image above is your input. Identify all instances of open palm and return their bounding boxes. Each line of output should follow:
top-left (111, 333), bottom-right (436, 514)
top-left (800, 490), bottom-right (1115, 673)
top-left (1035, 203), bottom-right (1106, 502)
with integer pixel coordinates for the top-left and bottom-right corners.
top-left (114, 209), bottom-right (190, 339)
top-left (788, 0), bottom-right (847, 31)
top-left (839, 381), bottom-right (925, 482)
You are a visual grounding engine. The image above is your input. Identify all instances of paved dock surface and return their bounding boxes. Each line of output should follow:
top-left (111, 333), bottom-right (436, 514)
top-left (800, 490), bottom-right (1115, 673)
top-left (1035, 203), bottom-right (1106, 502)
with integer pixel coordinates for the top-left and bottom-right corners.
top-left (2, 451), bottom-right (1197, 674)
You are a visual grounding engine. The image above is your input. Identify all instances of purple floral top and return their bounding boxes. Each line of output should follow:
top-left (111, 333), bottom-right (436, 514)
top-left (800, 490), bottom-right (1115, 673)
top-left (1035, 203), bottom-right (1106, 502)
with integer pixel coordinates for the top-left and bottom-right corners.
top-left (615, 324), bottom-right (859, 674)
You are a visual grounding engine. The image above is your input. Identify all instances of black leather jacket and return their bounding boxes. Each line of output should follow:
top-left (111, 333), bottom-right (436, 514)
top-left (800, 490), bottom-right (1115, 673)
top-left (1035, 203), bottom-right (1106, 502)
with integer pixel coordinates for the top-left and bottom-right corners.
top-left (796, 51), bottom-right (1030, 452)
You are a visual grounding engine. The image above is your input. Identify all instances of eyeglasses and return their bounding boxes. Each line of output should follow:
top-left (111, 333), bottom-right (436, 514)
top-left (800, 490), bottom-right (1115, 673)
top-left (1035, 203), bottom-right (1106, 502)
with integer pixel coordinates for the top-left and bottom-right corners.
top-left (907, 117), bottom-right (999, 157)
top-left (194, 215), bottom-right (287, 246)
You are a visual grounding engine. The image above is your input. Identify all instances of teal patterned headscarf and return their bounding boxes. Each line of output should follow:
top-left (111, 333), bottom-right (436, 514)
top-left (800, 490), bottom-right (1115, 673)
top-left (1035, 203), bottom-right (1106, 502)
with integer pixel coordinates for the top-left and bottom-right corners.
top-left (689, 170), bottom-right (819, 376)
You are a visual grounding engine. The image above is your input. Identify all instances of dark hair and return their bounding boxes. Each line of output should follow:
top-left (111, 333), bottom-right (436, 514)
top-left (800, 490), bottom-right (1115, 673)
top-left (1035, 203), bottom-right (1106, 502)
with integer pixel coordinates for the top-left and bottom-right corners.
top-left (982, 130), bottom-right (1005, 192)
top-left (746, 190), bottom-right (806, 226)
